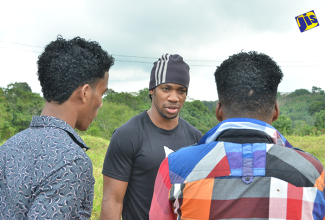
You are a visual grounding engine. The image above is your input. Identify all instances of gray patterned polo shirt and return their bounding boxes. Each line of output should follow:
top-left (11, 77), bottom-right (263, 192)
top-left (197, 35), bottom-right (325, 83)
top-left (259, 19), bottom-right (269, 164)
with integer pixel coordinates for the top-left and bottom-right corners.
top-left (0, 116), bottom-right (95, 219)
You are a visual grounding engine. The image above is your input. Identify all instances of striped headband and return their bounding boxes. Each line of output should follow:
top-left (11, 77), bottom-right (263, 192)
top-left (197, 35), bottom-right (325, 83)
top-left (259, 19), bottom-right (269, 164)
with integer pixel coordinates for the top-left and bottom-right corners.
top-left (149, 54), bottom-right (190, 90)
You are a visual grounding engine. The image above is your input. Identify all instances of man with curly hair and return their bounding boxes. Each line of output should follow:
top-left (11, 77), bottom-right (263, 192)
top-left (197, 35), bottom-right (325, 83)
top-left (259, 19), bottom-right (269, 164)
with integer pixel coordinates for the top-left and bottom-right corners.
top-left (150, 51), bottom-right (325, 220)
top-left (0, 36), bottom-right (114, 219)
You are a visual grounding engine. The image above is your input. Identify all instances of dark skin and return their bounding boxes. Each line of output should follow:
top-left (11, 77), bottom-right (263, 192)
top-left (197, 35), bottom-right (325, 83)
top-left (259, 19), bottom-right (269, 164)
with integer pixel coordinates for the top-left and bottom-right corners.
top-left (215, 101), bottom-right (280, 124)
top-left (147, 83), bottom-right (187, 130)
top-left (100, 178), bottom-right (128, 220)
top-left (100, 83), bottom-right (187, 220)
top-left (41, 72), bottom-right (109, 131)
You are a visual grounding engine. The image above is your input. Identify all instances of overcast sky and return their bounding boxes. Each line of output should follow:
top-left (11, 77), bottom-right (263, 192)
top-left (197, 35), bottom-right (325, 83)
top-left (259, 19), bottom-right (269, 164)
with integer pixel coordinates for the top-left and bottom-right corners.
top-left (1, 0), bottom-right (324, 101)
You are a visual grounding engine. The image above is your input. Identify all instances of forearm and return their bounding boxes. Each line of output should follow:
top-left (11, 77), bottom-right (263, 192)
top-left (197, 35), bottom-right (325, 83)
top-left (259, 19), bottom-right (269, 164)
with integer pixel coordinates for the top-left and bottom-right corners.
top-left (100, 198), bottom-right (123, 220)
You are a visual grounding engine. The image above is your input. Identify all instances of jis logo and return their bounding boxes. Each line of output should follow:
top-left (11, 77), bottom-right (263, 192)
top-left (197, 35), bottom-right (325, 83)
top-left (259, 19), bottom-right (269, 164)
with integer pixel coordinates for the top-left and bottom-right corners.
top-left (295, 10), bottom-right (319, 33)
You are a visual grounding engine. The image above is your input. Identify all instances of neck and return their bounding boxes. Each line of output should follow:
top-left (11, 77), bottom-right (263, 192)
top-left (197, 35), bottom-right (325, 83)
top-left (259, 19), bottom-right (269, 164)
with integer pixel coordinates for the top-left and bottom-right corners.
top-left (222, 115), bottom-right (273, 125)
top-left (41, 101), bottom-right (78, 129)
top-left (147, 108), bottom-right (179, 130)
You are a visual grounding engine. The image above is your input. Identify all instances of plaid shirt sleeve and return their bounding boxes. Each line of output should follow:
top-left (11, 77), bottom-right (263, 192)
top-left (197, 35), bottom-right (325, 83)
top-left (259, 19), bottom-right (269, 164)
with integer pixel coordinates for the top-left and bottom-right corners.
top-left (149, 158), bottom-right (176, 220)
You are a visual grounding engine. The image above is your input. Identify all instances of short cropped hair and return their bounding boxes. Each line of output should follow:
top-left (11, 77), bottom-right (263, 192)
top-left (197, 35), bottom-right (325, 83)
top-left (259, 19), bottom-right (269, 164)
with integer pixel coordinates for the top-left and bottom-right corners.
top-left (37, 36), bottom-right (114, 104)
top-left (214, 51), bottom-right (283, 118)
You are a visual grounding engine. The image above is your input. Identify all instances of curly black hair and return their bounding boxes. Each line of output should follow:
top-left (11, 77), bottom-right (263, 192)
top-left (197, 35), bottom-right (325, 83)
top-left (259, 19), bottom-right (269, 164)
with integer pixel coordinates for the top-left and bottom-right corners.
top-left (214, 51), bottom-right (283, 119)
top-left (37, 35), bottom-right (114, 104)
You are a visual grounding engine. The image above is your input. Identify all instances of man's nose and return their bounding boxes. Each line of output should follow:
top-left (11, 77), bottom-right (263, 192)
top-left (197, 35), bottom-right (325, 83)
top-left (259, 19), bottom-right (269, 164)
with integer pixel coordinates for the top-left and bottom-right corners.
top-left (168, 90), bottom-right (179, 102)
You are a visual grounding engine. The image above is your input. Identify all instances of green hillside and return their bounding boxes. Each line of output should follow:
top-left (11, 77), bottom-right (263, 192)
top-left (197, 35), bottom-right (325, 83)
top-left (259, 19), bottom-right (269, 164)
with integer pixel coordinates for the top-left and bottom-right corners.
top-left (276, 87), bottom-right (325, 135)
top-left (277, 89), bottom-right (323, 125)
top-left (1, 83), bottom-right (325, 141)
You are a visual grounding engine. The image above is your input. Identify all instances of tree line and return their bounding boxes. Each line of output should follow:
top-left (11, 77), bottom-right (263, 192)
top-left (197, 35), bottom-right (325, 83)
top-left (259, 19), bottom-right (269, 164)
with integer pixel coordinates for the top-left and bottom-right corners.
top-left (78, 88), bottom-right (219, 139)
top-left (0, 83), bottom-right (44, 142)
top-left (274, 86), bottom-right (325, 135)
top-left (1, 83), bottom-right (325, 142)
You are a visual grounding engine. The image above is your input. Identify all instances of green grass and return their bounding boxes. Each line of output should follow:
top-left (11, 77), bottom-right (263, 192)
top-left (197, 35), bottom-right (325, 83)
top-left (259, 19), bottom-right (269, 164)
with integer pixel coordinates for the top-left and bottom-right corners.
top-left (83, 135), bottom-right (110, 220)
top-left (83, 135), bottom-right (325, 219)
top-left (286, 135), bottom-right (325, 166)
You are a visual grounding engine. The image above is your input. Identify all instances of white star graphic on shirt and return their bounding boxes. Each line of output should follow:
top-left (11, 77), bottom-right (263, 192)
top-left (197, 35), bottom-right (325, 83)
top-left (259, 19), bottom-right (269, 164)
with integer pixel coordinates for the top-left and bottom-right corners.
top-left (164, 146), bottom-right (174, 157)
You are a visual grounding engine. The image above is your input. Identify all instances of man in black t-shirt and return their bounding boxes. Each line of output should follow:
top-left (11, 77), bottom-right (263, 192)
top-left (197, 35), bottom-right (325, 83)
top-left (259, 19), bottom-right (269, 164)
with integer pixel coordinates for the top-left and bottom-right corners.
top-left (100, 54), bottom-right (202, 220)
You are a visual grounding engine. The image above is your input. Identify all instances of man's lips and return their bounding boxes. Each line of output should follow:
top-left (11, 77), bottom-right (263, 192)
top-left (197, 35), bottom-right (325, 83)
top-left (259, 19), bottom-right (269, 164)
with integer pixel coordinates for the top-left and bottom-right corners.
top-left (165, 106), bottom-right (179, 114)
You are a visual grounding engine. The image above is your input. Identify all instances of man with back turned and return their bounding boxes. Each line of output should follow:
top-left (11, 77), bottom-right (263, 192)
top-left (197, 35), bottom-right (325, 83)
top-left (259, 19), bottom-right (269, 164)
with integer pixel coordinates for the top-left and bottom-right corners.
top-left (150, 51), bottom-right (325, 220)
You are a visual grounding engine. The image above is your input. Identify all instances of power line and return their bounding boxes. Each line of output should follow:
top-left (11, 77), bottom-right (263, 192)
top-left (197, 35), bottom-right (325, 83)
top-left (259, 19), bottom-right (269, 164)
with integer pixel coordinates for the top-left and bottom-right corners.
top-left (115, 60), bottom-right (152, 64)
top-left (113, 54), bottom-right (221, 62)
top-left (1, 41), bottom-right (325, 65)
top-left (0, 40), bottom-right (44, 48)
top-left (0, 41), bottom-right (223, 61)
top-left (113, 54), bottom-right (156, 59)
top-left (0, 46), bottom-right (43, 53)
top-left (280, 65), bottom-right (325, 68)
top-left (0, 47), bottom-right (324, 67)
top-left (191, 64), bottom-right (325, 67)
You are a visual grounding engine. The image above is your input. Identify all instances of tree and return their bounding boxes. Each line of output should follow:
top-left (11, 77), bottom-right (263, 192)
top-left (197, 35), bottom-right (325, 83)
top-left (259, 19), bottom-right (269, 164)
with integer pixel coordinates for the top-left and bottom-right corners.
top-left (3, 82), bottom-right (44, 132)
top-left (181, 100), bottom-right (219, 134)
top-left (272, 114), bottom-right (292, 135)
top-left (104, 89), bottom-right (150, 113)
top-left (201, 100), bottom-right (218, 112)
top-left (312, 86), bottom-right (322, 94)
top-left (137, 88), bottom-right (151, 107)
top-left (308, 101), bottom-right (325, 116)
top-left (0, 88), bottom-right (15, 141)
top-left (293, 120), bottom-right (313, 136)
top-left (314, 110), bottom-right (325, 130)
top-left (80, 101), bottom-right (137, 139)
top-left (288, 89), bottom-right (310, 98)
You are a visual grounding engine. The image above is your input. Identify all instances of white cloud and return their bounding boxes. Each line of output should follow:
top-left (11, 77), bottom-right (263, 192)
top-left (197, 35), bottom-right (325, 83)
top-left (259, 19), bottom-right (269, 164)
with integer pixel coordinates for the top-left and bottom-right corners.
top-left (0, 0), bottom-right (324, 101)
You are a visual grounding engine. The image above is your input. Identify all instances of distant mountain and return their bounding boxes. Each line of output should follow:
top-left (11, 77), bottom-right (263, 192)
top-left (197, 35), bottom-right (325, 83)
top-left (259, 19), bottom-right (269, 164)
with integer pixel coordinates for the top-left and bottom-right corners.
top-left (277, 89), bottom-right (325, 127)
top-left (199, 88), bottom-right (325, 129)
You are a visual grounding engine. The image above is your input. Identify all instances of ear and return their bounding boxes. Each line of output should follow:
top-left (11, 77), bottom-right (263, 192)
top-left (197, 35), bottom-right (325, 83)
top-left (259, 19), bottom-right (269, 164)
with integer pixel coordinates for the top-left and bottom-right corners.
top-left (216, 102), bottom-right (224, 122)
top-left (149, 89), bottom-right (154, 96)
top-left (78, 84), bottom-right (92, 104)
top-left (272, 102), bottom-right (280, 122)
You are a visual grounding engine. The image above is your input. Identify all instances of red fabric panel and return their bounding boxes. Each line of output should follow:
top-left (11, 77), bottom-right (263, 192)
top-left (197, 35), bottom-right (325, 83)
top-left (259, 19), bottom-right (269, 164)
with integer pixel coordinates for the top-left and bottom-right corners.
top-left (206, 156), bottom-right (231, 178)
top-left (149, 158), bottom-right (176, 220)
top-left (286, 183), bottom-right (303, 220)
top-left (209, 198), bottom-right (269, 219)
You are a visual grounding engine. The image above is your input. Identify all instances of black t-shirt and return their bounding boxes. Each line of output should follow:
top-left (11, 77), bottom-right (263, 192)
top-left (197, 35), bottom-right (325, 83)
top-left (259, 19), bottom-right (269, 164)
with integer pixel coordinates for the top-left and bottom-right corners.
top-left (102, 111), bottom-right (202, 220)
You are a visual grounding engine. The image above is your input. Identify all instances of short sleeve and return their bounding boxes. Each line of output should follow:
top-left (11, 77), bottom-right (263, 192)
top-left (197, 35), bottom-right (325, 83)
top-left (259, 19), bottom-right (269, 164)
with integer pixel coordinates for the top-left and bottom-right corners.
top-left (194, 129), bottom-right (203, 142)
top-left (102, 127), bottom-right (140, 182)
top-left (27, 158), bottom-right (95, 219)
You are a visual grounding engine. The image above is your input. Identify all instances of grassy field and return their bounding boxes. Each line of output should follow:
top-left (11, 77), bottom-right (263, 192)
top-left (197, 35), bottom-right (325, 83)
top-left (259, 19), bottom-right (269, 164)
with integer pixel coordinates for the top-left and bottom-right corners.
top-left (83, 134), bottom-right (325, 220)
top-left (285, 135), bottom-right (325, 166)
top-left (83, 135), bottom-right (110, 220)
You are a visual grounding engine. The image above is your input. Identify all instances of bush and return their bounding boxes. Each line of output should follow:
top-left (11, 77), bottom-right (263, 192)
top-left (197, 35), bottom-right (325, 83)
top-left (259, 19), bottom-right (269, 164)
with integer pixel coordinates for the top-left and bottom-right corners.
top-left (288, 89), bottom-right (310, 98)
top-left (314, 110), bottom-right (325, 130)
top-left (308, 101), bottom-right (325, 115)
top-left (293, 121), bottom-right (314, 136)
top-left (272, 114), bottom-right (293, 135)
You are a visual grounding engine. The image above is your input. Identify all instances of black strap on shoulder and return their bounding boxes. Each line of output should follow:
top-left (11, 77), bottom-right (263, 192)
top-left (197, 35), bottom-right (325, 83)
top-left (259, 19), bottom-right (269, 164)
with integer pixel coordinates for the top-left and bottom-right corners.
top-left (64, 130), bottom-right (89, 151)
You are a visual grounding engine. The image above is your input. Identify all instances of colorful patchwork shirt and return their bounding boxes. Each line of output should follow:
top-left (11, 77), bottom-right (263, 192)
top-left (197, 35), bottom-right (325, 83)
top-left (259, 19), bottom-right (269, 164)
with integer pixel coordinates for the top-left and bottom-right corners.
top-left (0, 116), bottom-right (95, 219)
top-left (149, 118), bottom-right (325, 220)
